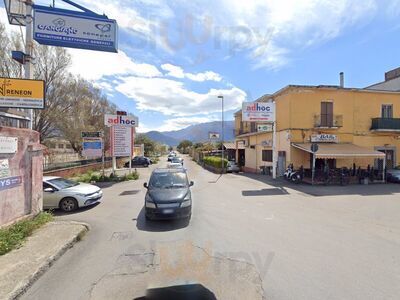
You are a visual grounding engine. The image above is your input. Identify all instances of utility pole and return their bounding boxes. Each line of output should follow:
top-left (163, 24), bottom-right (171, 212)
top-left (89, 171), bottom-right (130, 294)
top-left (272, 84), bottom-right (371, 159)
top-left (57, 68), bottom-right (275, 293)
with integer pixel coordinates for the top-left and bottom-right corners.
top-left (218, 95), bottom-right (224, 173)
top-left (25, 0), bottom-right (34, 130)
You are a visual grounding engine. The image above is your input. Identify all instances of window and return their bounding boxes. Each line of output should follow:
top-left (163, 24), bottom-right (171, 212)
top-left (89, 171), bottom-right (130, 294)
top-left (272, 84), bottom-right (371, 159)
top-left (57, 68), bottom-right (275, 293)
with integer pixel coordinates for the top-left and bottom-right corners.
top-left (250, 122), bottom-right (257, 132)
top-left (381, 104), bottom-right (393, 118)
top-left (58, 144), bottom-right (65, 149)
top-left (262, 150), bottom-right (273, 162)
top-left (321, 102), bottom-right (333, 127)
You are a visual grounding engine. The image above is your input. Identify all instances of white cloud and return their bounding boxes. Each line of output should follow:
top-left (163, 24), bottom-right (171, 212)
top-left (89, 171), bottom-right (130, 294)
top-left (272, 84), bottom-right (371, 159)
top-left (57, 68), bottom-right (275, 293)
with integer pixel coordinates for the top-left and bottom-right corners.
top-left (160, 116), bottom-right (218, 131)
top-left (115, 76), bottom-right (246, 116)
top-left (68, 49), bottom-right (161, 80)
top-left (161, 63), bottom-right (222, 82)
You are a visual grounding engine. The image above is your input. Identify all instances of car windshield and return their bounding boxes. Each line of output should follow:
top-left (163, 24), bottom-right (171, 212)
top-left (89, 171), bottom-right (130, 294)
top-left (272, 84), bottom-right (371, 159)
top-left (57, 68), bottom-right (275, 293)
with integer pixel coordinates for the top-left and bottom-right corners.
top-left (149, 172), bottom-right (187, 188)
top-left (48, 178), bottom-right (80, 189)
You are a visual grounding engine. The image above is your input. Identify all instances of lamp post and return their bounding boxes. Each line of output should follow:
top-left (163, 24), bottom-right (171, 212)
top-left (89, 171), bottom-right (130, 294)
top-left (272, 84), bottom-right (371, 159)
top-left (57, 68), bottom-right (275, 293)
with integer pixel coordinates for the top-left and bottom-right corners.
top-left (218, 95), bottom-right (224, 173)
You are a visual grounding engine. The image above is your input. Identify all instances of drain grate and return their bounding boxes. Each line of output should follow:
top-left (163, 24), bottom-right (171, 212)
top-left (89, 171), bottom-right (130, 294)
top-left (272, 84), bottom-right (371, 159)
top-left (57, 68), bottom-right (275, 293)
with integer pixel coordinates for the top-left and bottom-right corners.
top-left (119, 190), bottom-right (140, 196)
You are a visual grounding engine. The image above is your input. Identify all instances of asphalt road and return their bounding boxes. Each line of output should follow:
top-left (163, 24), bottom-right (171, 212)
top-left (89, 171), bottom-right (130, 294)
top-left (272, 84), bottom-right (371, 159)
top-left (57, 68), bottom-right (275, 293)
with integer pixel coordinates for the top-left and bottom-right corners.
top-left (22, 156), bottom-right (400, 300)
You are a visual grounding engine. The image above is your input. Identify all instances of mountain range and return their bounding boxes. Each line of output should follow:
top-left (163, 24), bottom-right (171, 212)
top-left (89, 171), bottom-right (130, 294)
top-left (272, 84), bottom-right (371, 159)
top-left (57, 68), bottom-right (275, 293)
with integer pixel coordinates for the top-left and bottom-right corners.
top-left (145, 121), bottom-right (235, 146)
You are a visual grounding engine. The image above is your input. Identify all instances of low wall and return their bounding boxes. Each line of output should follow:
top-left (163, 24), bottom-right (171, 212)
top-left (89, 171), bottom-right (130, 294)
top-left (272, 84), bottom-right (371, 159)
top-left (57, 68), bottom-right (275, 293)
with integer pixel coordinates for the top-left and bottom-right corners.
top-left (0, 127), bottom-right (44, 227)
top-left (202, 163), bottom-right (226, 174)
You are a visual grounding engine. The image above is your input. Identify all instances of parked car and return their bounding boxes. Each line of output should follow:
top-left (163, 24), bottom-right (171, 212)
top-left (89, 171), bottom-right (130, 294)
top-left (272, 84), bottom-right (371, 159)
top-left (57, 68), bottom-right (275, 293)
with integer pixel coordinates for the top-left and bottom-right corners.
top-left (171, 156), bottom-right (184, 165)
top-left (124, 156), bottom-right (150, 168)
top-left (43, 176), bottom-right (102, 212)
top-left (227, 160), bottom-right (240, 173)
top-left (387, 169), bottom-right (400, 183)
top-left (143, 168), bottom-right (194, 220)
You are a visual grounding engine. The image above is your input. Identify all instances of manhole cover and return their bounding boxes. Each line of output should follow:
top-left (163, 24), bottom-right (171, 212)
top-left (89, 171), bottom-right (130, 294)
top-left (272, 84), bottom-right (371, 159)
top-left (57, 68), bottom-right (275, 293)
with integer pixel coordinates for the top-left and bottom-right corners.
top-left (119, 190), bottom-right (140, 196)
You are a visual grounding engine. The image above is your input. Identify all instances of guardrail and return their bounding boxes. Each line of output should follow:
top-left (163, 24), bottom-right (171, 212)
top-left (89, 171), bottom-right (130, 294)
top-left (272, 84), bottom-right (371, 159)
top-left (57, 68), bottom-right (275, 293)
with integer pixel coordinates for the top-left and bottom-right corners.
top-left (43, 157), bottom-right (112, 172)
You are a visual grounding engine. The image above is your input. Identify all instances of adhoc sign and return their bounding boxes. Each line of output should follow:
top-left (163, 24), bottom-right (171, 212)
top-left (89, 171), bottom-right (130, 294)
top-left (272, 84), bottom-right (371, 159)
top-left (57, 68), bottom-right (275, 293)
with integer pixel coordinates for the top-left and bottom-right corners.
top-left (242, 102), bottom-right (275, 122)
top-left (105, 114), bottom-right (138, 127)
top-left (311, 134), bottom-right (338, 143)
top-left (82, 138), bottom-right (103, 158)
top-left (112, 126), bottom-right (132, 157)
top-left (0, 78), bottom-right (45, 109)
top-left (33, 6), bottom-right (118, 53)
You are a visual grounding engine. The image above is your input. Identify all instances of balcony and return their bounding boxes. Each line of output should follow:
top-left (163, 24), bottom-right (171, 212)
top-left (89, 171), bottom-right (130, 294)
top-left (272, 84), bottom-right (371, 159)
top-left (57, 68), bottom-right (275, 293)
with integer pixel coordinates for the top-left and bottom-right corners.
top-left (371, 118), bottom-right (400, 131)
top-left (314, 115), bottom-right (343, 128)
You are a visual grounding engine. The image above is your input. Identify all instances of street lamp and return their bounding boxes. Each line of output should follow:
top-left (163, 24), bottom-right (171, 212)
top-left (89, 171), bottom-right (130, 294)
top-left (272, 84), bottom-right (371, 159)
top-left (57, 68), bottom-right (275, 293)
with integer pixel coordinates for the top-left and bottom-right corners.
top-left (218, 95), bottom-right (224, 173)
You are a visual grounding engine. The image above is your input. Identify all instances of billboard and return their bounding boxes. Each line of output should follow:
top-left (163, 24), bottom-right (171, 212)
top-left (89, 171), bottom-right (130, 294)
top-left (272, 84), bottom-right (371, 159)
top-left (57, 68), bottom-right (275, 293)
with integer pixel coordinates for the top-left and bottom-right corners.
top-left (33, 6), bottom-right (118, 53)
top-left (209, 132), bottom-right (220, 140)
top-left (0, 77), bottom-right (45, 109)
top-left (311, 134), bottom-right (338, 143)
top-left (242, 102), bottom-right (275, 122)
top-left (112, 126), bottom-right (132, 157)
top-left (105, 114), bottom-right (138, 127)
top-left (82, 137), bottom-right (103, 157)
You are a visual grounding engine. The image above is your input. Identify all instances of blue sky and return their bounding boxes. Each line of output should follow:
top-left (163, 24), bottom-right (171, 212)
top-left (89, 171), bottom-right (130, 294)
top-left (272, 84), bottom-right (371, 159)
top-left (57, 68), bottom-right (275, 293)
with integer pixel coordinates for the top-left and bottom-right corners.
top-left (2, 0), bottom-right (400, 132)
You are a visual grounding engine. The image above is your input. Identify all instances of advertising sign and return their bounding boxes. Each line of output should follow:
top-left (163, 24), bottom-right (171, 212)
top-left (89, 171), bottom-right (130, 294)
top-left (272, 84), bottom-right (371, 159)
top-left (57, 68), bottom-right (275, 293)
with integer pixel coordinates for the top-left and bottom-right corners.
top-left (112, 126), bottom-right (132, 157)
top-left (257, 124), bottom-right (273, 132)
top-left (81, 131), bottom-right (103, 138)
top-left (105, 114), bottom-right (138, 127)
top-left (261, 140), bottom-right (273, 147)
top-left (0, 78), bottom-right (45, 109)
top-left (311, 134), bottom-right (338, 143)
top-left (33, 6), bottom-right (118, 53)
top-left (242, 102), bottom-right (275, 122)
top-left (82, 138), bottom-right (103, 157)
top-left (0, 176), bottom-right (22, 191)
top-left (209, 132), bottom-right (220, 139)
top-left (0, 136), bottom-right (18, 154)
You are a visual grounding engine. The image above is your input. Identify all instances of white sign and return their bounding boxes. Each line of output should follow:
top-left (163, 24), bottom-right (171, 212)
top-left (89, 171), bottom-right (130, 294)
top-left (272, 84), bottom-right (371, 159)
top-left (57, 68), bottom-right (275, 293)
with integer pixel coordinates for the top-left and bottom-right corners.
top-left (0, 136), bottom-right (18, 154)
top-left (105, 114), bottom-right (138, 127)
top-left (0, 159), bottom-right (10, 178)
top-left (209, 132), bottom-right (220, 139)
top-left (257, 124), bottom-right (273, 132)
top-left (311, 134), bottom-right (338, 143)
top-left (261, 140), bottom-right (273, 147)
top-left (82, 138), bottom-right (103, 158)
top-left (242, 102), bottom-right (275, 122)
top-left (33, 7), bottom-right (118, 53)
top-left (112, 126), bottom-right (132, 157)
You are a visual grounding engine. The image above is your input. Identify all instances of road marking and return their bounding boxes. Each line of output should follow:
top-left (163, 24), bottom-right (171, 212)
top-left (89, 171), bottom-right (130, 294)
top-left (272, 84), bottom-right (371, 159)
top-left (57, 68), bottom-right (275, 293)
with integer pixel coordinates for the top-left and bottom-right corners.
top-left (264, 214), bottom-right (275, 221)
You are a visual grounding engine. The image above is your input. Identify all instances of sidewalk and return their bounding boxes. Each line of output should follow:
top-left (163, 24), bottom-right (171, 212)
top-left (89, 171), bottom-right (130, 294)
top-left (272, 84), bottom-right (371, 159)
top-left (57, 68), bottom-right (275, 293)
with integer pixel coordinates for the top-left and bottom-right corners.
top-left (0, 221), bottom-right (89, 300)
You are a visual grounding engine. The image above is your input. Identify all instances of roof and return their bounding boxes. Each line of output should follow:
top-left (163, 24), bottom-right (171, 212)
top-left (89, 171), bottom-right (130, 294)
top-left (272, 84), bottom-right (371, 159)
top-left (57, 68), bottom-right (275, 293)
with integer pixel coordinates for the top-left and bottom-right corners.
top-left (223, 142), bottom-right (244, 150)
top-left (292, 143), bottom-right (386, 159)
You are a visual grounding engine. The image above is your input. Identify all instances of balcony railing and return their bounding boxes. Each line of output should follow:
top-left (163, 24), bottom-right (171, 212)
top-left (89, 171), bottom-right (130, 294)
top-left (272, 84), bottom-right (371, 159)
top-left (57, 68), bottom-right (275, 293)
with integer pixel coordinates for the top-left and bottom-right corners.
top-left (371, 118), bottom-right (400, 131)
top-left (314, 115), bottom-right (343, 128)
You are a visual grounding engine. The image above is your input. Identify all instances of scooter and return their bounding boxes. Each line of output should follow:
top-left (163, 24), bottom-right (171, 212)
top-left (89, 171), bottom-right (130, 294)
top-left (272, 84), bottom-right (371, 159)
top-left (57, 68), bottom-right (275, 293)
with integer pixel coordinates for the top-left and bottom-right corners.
top-left (284, 164), bottom-right (302, 184)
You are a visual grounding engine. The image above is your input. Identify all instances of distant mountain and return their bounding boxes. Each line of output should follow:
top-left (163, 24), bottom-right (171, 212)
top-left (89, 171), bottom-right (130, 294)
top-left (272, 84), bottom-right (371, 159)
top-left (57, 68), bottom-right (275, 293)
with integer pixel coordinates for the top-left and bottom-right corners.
top-left (145, 121), bottom-right (235, 146)
top-left (145, 131), bottom-right (181, 146)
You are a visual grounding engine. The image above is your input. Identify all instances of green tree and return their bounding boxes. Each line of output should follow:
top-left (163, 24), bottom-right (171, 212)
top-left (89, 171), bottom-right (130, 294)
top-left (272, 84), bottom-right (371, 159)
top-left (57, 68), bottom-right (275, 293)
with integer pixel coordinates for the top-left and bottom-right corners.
top-left (177, 140), bottom-right (193, 154)
top-left (193, 142), bottom-right (204, 149)
top-left (135, 134), bottom-right (157, 156)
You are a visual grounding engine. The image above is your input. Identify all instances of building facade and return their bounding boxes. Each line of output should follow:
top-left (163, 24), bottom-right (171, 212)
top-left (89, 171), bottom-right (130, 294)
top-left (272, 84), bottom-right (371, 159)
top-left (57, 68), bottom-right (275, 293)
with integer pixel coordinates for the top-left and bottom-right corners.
top-left (235, 85), bottom-right (400, 176)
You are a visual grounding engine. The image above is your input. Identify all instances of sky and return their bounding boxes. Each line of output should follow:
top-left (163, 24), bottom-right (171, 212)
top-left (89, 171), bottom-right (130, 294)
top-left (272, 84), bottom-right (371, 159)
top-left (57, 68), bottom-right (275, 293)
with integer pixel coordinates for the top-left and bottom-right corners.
top-left (2, 0), bottom-right (400, 132)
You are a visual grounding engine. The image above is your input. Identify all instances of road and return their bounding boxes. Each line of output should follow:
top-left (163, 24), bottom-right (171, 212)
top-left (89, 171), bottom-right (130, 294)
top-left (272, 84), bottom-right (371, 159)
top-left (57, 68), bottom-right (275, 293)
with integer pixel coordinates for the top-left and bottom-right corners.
top-left (22, 156), bottom-right (400, 300)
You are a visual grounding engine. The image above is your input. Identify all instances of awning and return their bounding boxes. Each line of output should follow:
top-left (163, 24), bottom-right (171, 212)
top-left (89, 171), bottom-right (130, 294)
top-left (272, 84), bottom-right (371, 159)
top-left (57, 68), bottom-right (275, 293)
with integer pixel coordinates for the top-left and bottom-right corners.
top-left (292, 143), bottom-right (386, 159)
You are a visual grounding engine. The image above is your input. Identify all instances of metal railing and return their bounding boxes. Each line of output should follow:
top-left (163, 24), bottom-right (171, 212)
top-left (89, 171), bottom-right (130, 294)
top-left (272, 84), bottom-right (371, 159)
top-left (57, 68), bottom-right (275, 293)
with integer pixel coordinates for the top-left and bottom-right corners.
top-left (371, 118), bottom-right (400, 131)
top-left (314, 115), bottom-right (343, 128)
top-left (43, 157), bottom-right (112, 172)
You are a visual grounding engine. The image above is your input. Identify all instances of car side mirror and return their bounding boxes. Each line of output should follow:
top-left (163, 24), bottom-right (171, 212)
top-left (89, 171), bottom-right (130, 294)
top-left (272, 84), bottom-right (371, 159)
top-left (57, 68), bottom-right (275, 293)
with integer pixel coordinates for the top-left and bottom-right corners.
top-left (44, 187), bottom-right (54, 193)
top-left (189, 181), bottom-right (194, 187)
top-left (143, 182), bottom-right (148, 189)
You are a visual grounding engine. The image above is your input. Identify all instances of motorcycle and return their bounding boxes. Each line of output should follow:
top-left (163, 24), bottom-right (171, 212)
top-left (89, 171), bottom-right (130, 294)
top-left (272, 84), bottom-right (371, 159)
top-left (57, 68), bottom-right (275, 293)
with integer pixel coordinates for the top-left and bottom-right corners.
top-left (284, 164), bottom-right (302, 184)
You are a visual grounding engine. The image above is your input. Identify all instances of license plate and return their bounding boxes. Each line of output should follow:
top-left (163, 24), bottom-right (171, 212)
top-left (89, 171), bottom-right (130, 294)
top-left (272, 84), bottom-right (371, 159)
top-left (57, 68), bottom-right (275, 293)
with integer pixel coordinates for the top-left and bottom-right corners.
top-left (162, 209), bottom-right (174, 214)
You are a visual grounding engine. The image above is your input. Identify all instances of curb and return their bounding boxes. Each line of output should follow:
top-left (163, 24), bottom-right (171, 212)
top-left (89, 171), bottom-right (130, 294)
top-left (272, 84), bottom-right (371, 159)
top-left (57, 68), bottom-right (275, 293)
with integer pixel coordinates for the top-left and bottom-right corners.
top-left (9, 221), bottom-right (89, 300)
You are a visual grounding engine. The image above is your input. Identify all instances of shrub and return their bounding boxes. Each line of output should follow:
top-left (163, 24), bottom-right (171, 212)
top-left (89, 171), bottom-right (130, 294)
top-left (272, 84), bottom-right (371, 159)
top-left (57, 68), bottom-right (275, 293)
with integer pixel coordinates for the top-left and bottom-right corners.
top-left (203, 156), bottom-right (228, 169)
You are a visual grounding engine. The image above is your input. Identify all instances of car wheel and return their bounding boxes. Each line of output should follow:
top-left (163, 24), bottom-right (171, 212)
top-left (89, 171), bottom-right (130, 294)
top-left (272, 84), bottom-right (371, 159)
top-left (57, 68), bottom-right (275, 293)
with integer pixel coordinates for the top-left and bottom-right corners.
top-left (59, 197), bottom-right (78, 212)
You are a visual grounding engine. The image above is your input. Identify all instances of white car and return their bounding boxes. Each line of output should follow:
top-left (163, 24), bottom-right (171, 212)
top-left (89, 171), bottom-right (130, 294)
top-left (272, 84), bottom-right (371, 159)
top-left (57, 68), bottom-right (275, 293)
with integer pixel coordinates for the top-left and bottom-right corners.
top-left (43, 176), bottom-right (103, 212)
top-left (168, 162), bottom-right (185, 169)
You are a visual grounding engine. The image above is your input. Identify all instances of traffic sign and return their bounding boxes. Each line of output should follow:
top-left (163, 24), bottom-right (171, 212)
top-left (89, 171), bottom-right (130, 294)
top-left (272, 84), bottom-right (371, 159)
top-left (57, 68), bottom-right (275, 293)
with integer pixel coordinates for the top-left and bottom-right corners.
top-left (311, 143), bottom-right (319, 153)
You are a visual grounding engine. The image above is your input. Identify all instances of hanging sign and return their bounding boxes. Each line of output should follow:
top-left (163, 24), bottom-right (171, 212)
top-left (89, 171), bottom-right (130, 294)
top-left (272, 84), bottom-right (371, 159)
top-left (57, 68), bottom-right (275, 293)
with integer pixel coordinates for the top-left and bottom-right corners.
top-left (209, 132), bottom-right (220, 140)
top-left (0, 78), bottom-right (45, 109)
top-left (33, 6), bottom-right (118, 53)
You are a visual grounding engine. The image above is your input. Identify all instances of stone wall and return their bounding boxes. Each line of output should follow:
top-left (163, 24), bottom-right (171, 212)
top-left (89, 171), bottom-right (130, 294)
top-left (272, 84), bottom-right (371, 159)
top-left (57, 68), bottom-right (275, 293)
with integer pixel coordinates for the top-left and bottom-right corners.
top-left (0, 127), bottom-right (44, 227)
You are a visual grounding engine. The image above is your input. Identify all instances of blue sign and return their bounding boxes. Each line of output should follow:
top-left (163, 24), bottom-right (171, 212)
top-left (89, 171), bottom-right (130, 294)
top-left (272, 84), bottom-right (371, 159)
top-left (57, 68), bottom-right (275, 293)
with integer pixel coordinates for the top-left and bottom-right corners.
top-left (0, 176), bottom-right (22, 191)
top-left (33, 5), bottom-right (118, 53)
top-left (83, 141), bottom-right (102, 149)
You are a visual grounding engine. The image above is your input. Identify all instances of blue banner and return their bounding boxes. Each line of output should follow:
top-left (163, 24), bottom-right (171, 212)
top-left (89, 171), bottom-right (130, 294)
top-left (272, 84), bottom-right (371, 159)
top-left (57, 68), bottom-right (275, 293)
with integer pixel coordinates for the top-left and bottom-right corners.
top-left (0, 176), bottom-right (22, 191)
